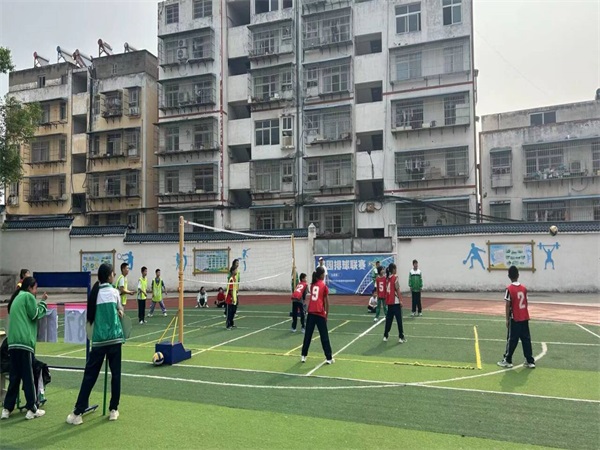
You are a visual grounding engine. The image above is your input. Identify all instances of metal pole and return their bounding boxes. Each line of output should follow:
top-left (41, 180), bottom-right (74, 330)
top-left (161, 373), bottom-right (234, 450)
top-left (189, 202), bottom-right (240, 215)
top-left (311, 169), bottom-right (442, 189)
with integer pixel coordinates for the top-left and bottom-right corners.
top-left (178, 216), bottom-right (184, 343)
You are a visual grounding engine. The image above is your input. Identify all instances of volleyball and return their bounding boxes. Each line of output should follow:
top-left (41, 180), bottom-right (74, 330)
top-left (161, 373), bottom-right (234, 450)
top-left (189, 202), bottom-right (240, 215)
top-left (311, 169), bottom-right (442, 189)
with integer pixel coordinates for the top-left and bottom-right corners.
top-left (152, 352), bottom-right (164, 366)
top-left (549, 225), bottom-right (558, 236)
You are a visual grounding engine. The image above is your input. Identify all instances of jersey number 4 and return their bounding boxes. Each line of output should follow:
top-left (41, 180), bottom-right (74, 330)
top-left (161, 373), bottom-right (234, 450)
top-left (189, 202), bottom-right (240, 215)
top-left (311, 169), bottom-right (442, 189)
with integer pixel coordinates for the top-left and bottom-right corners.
top-left (311, 286), bottom-right (320, 301)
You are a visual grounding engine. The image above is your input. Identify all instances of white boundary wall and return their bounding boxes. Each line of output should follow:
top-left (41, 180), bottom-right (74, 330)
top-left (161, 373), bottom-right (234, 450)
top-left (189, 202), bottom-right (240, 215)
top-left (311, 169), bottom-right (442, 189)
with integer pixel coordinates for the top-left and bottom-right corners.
top-left (1, 228), bottom-right (598, 293)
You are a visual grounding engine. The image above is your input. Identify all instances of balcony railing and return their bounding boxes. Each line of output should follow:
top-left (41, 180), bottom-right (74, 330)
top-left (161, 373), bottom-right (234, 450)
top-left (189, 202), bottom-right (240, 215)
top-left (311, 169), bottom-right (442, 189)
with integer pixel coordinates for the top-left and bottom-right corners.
top-left (160, 78), bottom-right (217, 111)
top-left (304, 156), bottom-right (353, 192)
top-left (28, 137), bottom-right (68, 164)
top-left (391, 93), bottom-right (470, 132)
top-left (87, 171), bottom-right (140, 199)
top-left (395, 147), bottom-right (469, 184)
top-left (249, 24), bottom-right (294, 59)
top-left (304, 59), bottom-right (352, 98)
top-left (303, 9), bottom-right (352, 50)
top-left (24, 175), bottom-right (67, 203)
top-left (304, 107), bottom-right (352, 145)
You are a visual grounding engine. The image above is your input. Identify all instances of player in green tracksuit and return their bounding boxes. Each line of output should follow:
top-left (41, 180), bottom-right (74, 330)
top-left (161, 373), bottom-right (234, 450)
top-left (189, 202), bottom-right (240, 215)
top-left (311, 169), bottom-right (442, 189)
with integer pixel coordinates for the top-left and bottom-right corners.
top-left (408, 259), bottom-right (423, 316)
top-left (1, 277), bottom-right (48, 420)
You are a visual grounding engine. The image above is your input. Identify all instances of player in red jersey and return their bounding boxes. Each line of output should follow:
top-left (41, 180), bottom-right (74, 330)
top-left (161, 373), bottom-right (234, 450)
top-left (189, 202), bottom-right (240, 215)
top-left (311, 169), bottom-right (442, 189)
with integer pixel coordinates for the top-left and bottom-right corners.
top-left (291, 273), bottom-right (308, 333)
top-left (374, 266), bottom-right (388, 322)
top-left (300, 267), bottom-right (334, 364)
top-left (383, 263), bottom-right (406, 343)
top-left (498, 266), bottom-right (535, 369)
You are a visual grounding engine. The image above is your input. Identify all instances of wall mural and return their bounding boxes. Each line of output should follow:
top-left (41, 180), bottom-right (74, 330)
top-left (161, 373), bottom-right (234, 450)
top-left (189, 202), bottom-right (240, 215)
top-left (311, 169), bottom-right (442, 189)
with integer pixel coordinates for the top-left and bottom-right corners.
top-left (175, 247), bottom-right (189, 272)
top-left (462, 243), bottom-right (486, 270)
top-left (117, 251), bottom-right (135, 270)
top-left (538, 242), bottom-right (560, 270)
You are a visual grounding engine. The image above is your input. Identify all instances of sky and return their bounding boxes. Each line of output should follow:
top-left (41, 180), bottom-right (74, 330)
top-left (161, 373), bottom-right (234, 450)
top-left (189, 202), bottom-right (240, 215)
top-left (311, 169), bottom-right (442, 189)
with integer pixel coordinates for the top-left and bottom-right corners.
top-left (0, 0), bottom-right (599, 116)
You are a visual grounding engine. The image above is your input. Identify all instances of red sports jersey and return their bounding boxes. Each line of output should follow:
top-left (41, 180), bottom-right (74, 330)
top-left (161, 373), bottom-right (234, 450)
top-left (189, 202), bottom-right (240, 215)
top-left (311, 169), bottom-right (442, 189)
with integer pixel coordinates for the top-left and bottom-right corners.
top-left (226, 276), bottom-right (237, 305)
top-left (217, 291), bottom-right (226, 302)
top-left (506, 283), bottom-right (530, 322)
top-left (292, 281), bottom-right (308, 301)
top-left (307, 280), bottom-right (328, 318)
top-left (385, 275), bottom-right (401, 306)
top-left (375, 276), bottom-right (386, 299)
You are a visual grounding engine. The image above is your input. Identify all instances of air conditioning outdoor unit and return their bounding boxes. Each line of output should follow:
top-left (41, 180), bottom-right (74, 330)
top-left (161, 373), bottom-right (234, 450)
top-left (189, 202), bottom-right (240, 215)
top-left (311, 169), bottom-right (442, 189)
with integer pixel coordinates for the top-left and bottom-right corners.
top-left (178, 92), bottom-right (190, 104)
top-left (281, 135), bottom-right (294, 148)
top-left (128, 107), bottom-right (140, 116)
top-left (178, 39), bottom-right (187, 48)
top-left (177, 48), bottom-right (188, 60)
top-left (8, 196), bottom-right (18, 206)
top-left (366, 202), bottom-right (375, 213)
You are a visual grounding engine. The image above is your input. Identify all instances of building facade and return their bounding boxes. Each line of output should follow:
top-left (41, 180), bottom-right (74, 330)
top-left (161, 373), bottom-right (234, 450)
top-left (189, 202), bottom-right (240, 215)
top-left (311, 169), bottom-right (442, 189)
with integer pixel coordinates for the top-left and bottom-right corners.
top-left (480, 99), bottom-right (600, 222)
top-left (156, 0), bottom-right (477, 236)
top-left (6, 50), bottom-right (159, 232)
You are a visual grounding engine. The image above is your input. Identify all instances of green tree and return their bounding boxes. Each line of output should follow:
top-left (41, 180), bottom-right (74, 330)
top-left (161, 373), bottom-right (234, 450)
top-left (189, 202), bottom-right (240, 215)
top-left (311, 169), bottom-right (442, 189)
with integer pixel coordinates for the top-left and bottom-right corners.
top-left (0, 47), bottom-right (42, 188)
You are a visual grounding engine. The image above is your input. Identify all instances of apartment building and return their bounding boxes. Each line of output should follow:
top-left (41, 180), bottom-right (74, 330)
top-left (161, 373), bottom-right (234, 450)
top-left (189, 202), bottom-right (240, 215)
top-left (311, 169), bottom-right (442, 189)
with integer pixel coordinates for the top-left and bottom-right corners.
top-left (156, 0), bottom-right (477, 236)
top-left (6, 49), bottom-right (159, 232)
top-left (480, 98), bottom-right (600, 222)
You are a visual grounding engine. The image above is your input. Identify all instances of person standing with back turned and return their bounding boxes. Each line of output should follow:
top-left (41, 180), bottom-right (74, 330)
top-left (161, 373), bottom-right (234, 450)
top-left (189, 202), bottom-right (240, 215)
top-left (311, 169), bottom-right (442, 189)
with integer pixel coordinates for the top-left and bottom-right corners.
top-left (383, 263), bottom-right (406, 343)
top-left (301, 267), bottom-right (334, 365)
top-left (497, 266), bottom-right (536, 369)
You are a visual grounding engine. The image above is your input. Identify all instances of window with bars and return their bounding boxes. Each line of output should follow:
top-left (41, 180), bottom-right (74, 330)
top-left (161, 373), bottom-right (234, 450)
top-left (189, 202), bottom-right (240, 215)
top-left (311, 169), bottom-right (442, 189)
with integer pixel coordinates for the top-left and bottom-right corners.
top-left (191, 35), bottom-right (209, 59)
top-left (254, 74), bottom-right (278, 100)
top-left (125, 130), bottom-right (139, 156)
top-left (444, 94), bottom-right (467, 125)
top-left (92, 135), bottom-right (100, 156)
top-left (165, 3), bottom-right (179, 24)
top-left (307, 208), bottom-right (320, 230)
top-left (525, 146), bottom-right (564, 177)
top-left (107, 133), bottom-right (122, 156)
top-left (322, 15), bottom-right (351, 43)
top-left (281, 70), bottom-right (293, 92)
top-left (126, 172), bottom-right (139, 196)
top-left (166, 127), bottom-right (179, 152)
top-left (165, 170), bottom-right (179, 193)
top-left (165, 214), bottom-right (179, 232)
top-left (525, 201), bottom-right (566, 222)
top-left (31, 179), bottom-right (50, 200)
top-left (491, 150), bottom-right (512, 188)
top-left (89, 175), bottom-right (99, 197)
top-left (193, 0), bottom-right (212, 18)
top-left (106, 175), bottom-right (121, 197)
top-left (194, 122), bottom-right (213, 149)
top-left (59, 139), bottom-right (66, 160)
top-left (31, 141), bottom-right (49, 163)
top-left (306, 68), bottom-right (318, 88)
top-left (193, 80), bottom-right (213, 104)
top-left (323, 158), bottom-right (352, 187)
top-left (60, 102), bottom-right (67, 121)
top-left (393, 100), bottom-right (423, 128)
top-left (254, 161), bottom-right (281, 191)
top-left (165, 84), bottom-right (179, 108)
top-left (164, 40), bottom-right (179, 64)
top-left (443, 45), bottom-right (464, 73)
top-left (322, 65), bottom-right (350, 94)
top-left (253, 30), bottom-right (276, 55)
top-left (324, 207), bottom-right (352, 234)
top-left (255, 119), bottom-right (280, 145)
top-left (593, 141), bottom-right (600, 174)
top-left (443, 0), bottom-right (462, 25)
top-left (106, 213), bottom-right (122, 226)
top-left (490, 203), bottom-right (511, 220)
top-left (41, 104), bottom-right (50, 123)
top-left (128, 87), bottom-right (140, 109)
top-left (282, 161), bottom-right (293, 186)
top-left (127, 213), bottom-right (139, 232)
top-left (194, 166), bottom-right (214, 192)
top-left (395, 3), bottom-right (421, 34)
top-left (255, 210), bottom-right (276, 230)
top-left (395, 52), bottom-right (422, 81)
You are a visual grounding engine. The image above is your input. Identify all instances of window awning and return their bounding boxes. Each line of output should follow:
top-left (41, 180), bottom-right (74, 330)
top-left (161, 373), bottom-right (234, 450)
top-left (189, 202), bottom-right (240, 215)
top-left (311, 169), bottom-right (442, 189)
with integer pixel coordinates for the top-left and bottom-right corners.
top-left (523, 194), bottom-right (600, 203)
top-left (154, 162), bottom-right (217, 169)
top-left (490, 147), bottom-right (511, 153)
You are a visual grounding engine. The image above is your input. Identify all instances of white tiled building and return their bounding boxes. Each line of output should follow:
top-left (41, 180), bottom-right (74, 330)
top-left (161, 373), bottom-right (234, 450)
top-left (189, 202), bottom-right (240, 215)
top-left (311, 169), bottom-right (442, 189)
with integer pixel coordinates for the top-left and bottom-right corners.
top-left (156, 0), bottom-right (477, 235)
top-left (480, 99), bottom-right (600, 222)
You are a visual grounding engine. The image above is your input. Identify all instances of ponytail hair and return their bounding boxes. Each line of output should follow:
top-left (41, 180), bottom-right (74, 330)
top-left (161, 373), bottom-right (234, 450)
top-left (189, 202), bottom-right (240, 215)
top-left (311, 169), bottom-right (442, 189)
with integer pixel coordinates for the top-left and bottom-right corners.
top-left (312, 266), bottom-right (325, 285)
top-left (8, 276), bottom-right (37, 314)
top-left (87, 263), bottom-right (113, 325)
top-left (386, 263), bottom-right (397, 278)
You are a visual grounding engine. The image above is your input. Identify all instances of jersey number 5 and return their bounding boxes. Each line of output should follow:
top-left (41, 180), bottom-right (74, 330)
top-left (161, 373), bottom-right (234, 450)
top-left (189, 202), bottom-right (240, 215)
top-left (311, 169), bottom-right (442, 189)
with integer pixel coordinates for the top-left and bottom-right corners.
top-left (311, 286), bottom-right (320, 301)
top-left (517, 291), bottom-right (526, 309)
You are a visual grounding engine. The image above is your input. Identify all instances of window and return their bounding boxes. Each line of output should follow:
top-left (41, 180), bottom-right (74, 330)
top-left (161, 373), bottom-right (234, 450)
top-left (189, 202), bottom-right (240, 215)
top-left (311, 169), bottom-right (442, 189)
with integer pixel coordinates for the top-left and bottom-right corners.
top-left (111, 64), bottom-right (118, 75)
top-left (491, 149), bottom-right (512, 188)
top-left (106, 175), bottom-right (121, 197)
top-left (592, 141), bottom-right (600, 174)
top-left (254, 74), bottom-right (277, 100)
top-left (255, 0), bottom-right (278, 14)
top-left (128, 87), bottom-right (140, 109)
top-left (281, 70), bottom-right (293, 92)
top-left (164, 40), bottom-right (179, 64)
top-left (60, 102), bottom-right (67, 120)
top-left (105, 92), bottom-right (122, 115)
top-left (282, 209), bottom-right (294, 228)
top-left (445, 148), bottom-right (466, 177)
top-left (41, 104), bottom-right (50, 123)
top-left (283, 0), bottom-right (292, 9)
top-left (194, 122), bottom-right (213, 149)
top-left (93, 96), bottom-right (101, 115)
top-left (31, 141), bottom-right (49, 163)
top-left (444, 46), bottom-right (464, 73)
top-left (126, 172), bottom-right (139, 196)
top-left (282, 115), bottom-right (293, 137)
top-left (125, 130), bottom-right (139, 156)
top-left (89, 175), bottom-right (99, 197)
top-left (193, 80), bottom-right (213, 104)
top-left (395, 52), bottom-right (421, 81)
top-left (193, 0), bottom-right (212, 18)
top-left (530, 111), bottom-right (556, 126)
top-left (394, 100), bottom-right (423, 129)
top-left (282, 161), bottom-right (293, 185)
top-left (193, 210), bottom-right (214, 228)
top-left (194, 166), bottom-right (214, 192)
top-left (165, 84), bottom-right (179, 108)
top-left (254, 161), bottom-right (280, 191)
top-left (165, 170), bottom-right (179, 193)
top-left (92, 135), bottom-right (100, 156)
top-left (395, 3), bottom-right (421, 34)
top-left (107, 213), bottom-right (122, 226)
top-left (38, 76), bottom-right (45, 88)
top-left (127, 213), bottom-right (139, 232)
top-left (166, 127), bottom-right (179, 152)
top-left (9, 182), bottom-right (19, 197)
top-left (322, 15), bottom-right (351, 43)
top-left (525, 201), bottom-right (566, 222)
top-left (444, 94), bottom-right (467, 125)
top-left (443, 0), bottom-right (462, 25)
top-left (322, 65), bottom-right (350, 94)
top-left (525, 146), bottom-right (564, 177)
top-left (256, 210), bottom-right (276, 230)
top-left (107, 133), bottom-right (122, 156)
top-left (255, 119), bottom-right (280, 145)
top-left (31, 179), bottom-right (49, 200)
top-left (323, 158), bottom-right (351, 187)
top-left (165, 3), bottom-right (179, 24)
top-left (306, 208), bottom-right (320, 231)
top-left (165, 214), bottom-right (179, 232)
top-left (490, 203), bottom-right (510, 220)
top-left (59, 139), bottom-right (67, 160)
top-left (191, 36), bottom-right (208, 59)
top-left (306, 68), bottom-right (318, 89)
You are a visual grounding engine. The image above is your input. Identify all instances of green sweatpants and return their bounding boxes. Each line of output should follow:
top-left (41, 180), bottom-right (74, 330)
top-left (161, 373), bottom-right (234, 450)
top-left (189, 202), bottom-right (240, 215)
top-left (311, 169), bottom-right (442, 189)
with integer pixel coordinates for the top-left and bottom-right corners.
top-left (375, 298), bottom-right (388, 319)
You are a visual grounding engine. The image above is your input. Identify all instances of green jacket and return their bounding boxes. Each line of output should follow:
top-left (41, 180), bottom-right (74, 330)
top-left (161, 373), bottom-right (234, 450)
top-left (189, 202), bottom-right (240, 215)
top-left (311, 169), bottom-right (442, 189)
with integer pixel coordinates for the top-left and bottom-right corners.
top-left (91, 283), bottom-right (125, 347)
top-left (408, 269), bottom-right (423, 292)
top-left (7, 291), bottom-right (47, 353)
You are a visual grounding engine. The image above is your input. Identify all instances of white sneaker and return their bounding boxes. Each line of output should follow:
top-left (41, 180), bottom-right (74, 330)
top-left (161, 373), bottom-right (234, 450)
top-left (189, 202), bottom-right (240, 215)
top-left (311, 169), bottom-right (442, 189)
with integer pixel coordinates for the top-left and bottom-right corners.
top-left (139, 320), bottom-right (144, 325)
top-left (383, 337), bottom-right (388, 342)
top-left (497, 359), bottom-right (513, 368)
top-left (399, 338), bottom-right (407, 344)
top-left (291, 328), bottom-right (297, 333)
top-left (163, 312), bottom-right (167, 316)
top-left (373, 317), bottom-right (378, 322)
top-left (195, 305), bottom-right (199, 308)
top-left (1, 408), bottom-right (10, 420)
top-left (301, 328), bottom-right (305, 333)
top-left (301, 356), bottom-right (306, 363)
top-left (147, 313), bottom-right (153, 317)
top-left (418, 313), bottom-right (422, 317)
top-left (411, 312), bottom-right (415, 317)
top-left (524, 361), bottom-right (536, 369)
top-left (66, 413), bottom-right (83, 425)
top-left (109, 409), bottom-right (119, 421)
top-left (325, 359), bottom-right (335, 365)
top-left (25, 409), bottom-right (45, 420)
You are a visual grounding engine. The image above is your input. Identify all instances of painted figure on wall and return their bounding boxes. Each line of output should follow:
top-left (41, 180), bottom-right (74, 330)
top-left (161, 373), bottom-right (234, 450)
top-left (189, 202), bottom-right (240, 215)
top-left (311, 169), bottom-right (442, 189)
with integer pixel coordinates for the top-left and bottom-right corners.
top-left (463, 243), bottom-right (486, 270)
top-left (117, 251), bottom-right (134, 271)
top-left (538, 242), bottom-right (559, 270)
top-left (238, 248), bottom-right (250, 272)
top-left (176, 247), bottom-right (188, 272)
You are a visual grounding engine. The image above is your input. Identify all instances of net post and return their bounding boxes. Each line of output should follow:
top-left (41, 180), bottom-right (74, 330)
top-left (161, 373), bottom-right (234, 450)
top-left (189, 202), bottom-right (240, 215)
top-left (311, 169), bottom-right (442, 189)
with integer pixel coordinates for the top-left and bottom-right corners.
top-left (291, 233), bottom-right (297, 290)
top-left (178, 215), bottom-right (185, 344)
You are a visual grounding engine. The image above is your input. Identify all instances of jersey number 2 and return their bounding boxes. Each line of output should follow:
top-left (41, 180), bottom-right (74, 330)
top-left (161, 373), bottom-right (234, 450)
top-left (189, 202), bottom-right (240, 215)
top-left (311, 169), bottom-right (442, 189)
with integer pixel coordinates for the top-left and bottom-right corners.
top-left (517, 291), bottom-right (526, 309)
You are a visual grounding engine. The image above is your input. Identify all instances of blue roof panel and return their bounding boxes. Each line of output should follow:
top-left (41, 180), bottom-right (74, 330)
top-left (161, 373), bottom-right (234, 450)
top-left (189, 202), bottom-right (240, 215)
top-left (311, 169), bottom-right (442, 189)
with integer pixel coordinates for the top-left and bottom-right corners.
top-left (398, 221), bottom-right (600, 237)
top-left (3, 218), bottom-right (73, 230)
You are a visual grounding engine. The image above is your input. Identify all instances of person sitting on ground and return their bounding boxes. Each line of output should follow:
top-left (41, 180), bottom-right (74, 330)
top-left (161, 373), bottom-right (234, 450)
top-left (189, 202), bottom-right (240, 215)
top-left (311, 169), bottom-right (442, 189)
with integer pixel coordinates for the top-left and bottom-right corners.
top-left (368, 290), bottom-right (377, 314)
top-left (196, 287), bottom-right (209, 308)
top-left (214, 287), bottom-right (226, 308)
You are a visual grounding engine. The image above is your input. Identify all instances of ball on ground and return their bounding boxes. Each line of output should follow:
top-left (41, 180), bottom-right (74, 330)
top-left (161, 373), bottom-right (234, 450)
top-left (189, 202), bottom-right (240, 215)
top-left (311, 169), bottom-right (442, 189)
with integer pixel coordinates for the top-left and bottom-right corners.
top-left (549, 225), bottom-right (558, 236)
top-left (152, 351), bottom-right (164, 366)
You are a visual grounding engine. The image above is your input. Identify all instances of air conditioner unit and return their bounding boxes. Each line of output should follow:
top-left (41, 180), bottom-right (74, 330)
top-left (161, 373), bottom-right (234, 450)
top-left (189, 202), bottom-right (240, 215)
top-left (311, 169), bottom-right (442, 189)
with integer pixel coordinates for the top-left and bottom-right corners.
top-left (177, 48), bottom-right (188, 60)
top-left (8, 196), bottom-right (18, 206)
top-left (272, 92), bottom-right (280, 100)
top-left (178, 39), bottom-right (188, 48)
top-left (128, 107), bottom-right (140, 116)
top-left (570, 160), bottom-right (583, 173)
top-left (178, 92), bottom-right (190, 104)
top-left (281, 135), bottom-right (294, 148)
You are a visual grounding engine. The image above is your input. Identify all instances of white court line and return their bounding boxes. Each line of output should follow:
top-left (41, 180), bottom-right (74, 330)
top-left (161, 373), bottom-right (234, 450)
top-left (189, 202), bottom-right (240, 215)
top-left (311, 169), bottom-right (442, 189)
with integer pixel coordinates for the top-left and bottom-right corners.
top-left (576, 323), bottom-right (600, 339)
top-left (306, 318), bottom-right (385, 376)
top-left (414, 343), bottom-right (548, 386)
top-left (128, 315), bottom-right (221, 341)
top-left (56, 347), bottom-right (87, 357)
top-left (191, 319), bottom-right (290, 356)
top-left (49, 366), bottom-right (600, 403)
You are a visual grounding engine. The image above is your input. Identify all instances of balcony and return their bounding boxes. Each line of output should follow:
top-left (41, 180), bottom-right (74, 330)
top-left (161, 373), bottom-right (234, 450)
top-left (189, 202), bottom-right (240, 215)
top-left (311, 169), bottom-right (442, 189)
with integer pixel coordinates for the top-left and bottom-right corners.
top-left (355, 103), bottom-right (383, 133)
top-left (228, 26), bottom-right (250, 59)
top-left (157, 163), bottom-right (219, 204)
top-left (304, 155), bottom-right (353, 194)
top-left (354, 53), bottom-right (385, 84)
top-left (89, 129), bottom-right (141, 160)
top-left (304, 106), bottom-right (352, 145)
top-left (72, 133), bottom-right (87, 155)
top-left (250, 159), bottom-right (295, 199)
top-left (101, 91), bottom-right (123, 119)
top-left (228, 74), bottom-right (250, 103)
top-left (395, 147), bottom-right (469, 187)
top-left (304, 58), bottom-right (352, 100)
top-left (303, 8), bottom-right (352, 51)
top-left (391, 93), bottom-right (471, 134)
top-left (159, 29), bottom-right (215, 67)
top-left (250, 65), bottom-right (295, 109)
top-left (72, 93), bottom-right (88, 116)
top-left (24, 175), bottom-right (67, 204)
top-left (228, 118), bottom-right (252, 146)
top-left (523, 140), bottom-right (600, 183)
top-left (160, 76), bottom-right (217, 112)
top-left (356, 150), bottom-right (384, 181)
top-left (27, 136), bottom-right (68, 165)
top-left (248, 22), bottom-right (294, 61)
top-left (250, 207), bottom-right (296, 230)
top-left (158, 119), bottom-right (219, 156)
top-left (87, 170), bottom-right (140, 200)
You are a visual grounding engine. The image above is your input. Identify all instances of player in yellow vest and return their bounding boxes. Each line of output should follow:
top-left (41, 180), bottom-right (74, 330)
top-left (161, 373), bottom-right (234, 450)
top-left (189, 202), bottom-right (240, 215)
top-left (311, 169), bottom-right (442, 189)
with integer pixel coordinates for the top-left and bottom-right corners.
top-left (149, 269), bottom-right (168, 317)
top-left (115, 263), bottom-right (134, 308)
top-left (137, 266), bottom-right (149, 325)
